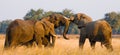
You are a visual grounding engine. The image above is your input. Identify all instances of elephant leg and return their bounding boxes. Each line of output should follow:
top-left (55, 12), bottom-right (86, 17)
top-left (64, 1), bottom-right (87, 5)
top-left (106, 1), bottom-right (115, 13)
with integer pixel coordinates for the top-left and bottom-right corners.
top-left (34, 35), bottom-right (42, 47)
top-left (103, 34), bottom-right (113, 51)
top-left (42, 37), bottom-right (51, 47)
top-left (49, 28), bottom-right (56, 47)
top-left (79, 35), bottom-right (86, 49)
top-left (24, 40), bottom-right (34, 47)
top-left (104, 42), bottom-right (113, 51)
top-left (89, 40), bottom-right (96, 50)
top-left (49, 34), bottom-right (56, 47)
top-left (46, 36), bottom-right (50, 43)
top-left (9, 41), bottom-right (18, 49)
top-left (52, 35), bottom-right (56, 47)
top-left (46, 36), bottom-right (54, 47)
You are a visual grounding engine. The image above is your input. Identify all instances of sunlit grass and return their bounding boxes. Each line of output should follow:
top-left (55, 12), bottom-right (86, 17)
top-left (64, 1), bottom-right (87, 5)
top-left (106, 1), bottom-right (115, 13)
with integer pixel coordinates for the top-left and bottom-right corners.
top-left (0, 34), bottom-right (120, 55)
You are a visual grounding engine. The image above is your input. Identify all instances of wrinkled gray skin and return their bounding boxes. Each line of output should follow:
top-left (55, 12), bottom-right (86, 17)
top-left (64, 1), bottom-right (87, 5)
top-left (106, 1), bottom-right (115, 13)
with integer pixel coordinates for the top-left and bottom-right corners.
top-left (70, 13), bottom-right (113, 51)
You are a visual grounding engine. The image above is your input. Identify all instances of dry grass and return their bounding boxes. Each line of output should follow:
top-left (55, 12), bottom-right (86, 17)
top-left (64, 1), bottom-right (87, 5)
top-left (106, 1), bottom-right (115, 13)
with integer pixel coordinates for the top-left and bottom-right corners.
top-left (0, 34), bottom-right (120, 55)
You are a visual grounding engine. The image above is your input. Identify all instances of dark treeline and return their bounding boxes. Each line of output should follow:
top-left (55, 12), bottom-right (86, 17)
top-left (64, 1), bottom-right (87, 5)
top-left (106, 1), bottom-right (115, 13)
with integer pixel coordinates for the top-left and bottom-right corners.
top-left (0, 9), bottom-right (120, 34)
top-left (104, 11), bottom-right (120, 34)
top-left (0, 20), bottom-right (12, 33)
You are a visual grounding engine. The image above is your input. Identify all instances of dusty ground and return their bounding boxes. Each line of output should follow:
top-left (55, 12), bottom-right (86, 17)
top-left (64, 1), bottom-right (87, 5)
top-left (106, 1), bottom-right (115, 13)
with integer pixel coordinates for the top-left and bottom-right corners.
top-left (0, 34), bottom-right (120, 55)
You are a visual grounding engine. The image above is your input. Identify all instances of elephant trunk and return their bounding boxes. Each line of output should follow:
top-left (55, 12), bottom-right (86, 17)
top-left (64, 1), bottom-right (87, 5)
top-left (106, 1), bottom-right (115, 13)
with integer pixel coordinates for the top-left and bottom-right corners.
top-left (63, 19), bottom-right (70, 40)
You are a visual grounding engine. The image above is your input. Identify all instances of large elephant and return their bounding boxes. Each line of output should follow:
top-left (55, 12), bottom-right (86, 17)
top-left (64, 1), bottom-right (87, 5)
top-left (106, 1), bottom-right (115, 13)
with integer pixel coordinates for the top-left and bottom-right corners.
top-left (4, 19), bottom-right (56, 49)
top-left (71, 13), bottom-right (113, 51)
top-left (34, 17), bottom-right (57, 47)
top-left (4, 19), bottom-right (36, 49)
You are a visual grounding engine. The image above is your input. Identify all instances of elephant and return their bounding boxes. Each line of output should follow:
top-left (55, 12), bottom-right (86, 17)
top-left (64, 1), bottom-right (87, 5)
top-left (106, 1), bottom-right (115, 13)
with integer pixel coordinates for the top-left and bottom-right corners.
top-left (34, 17), bottom-right (57, 47)
top-left (4, 19), bottom-right (36, 49)
top-left (4, 19), bottom-right (56, 49)
top-left (70, 13), bottom-right (113, 51)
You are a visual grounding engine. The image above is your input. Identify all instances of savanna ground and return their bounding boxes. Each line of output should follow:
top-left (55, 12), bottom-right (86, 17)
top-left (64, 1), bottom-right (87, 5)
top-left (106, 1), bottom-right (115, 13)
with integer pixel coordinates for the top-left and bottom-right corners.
top-left (0, 34), bottom-right (120, 55)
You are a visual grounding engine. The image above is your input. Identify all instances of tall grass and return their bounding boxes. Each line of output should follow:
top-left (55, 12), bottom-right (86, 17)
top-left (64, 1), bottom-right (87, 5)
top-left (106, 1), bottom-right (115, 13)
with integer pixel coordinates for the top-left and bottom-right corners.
top-left (0, 34), bottom-right (120, 55)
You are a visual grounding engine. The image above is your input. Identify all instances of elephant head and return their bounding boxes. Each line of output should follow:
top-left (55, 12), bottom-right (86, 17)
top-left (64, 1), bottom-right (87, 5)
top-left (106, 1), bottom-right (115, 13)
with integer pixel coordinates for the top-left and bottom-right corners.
top-left (70, 13), bottom-right (93, 29)
top-left (49, 14), bottom-right (71, 39)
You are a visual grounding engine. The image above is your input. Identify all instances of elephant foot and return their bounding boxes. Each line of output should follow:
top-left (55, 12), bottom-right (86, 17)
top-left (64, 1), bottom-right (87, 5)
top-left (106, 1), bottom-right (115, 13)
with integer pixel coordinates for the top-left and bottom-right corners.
top-left (107, 47), bottom-right (113, 52)
top-left (79, 45), bottom-right (83, 50)
top-left (104, 44), bottom-right (113, 52)
top-left (49, 43), bottom-right (54, 47)
top-left (44, 43), bottom-right (54, 48)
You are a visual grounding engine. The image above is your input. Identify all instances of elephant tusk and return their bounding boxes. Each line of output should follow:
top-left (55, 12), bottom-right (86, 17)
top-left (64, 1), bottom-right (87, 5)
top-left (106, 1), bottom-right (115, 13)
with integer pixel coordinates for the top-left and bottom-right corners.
top-left (53, 35), bottom-right (57, 38)
top-left (63, 16), bottom-right (69, 19)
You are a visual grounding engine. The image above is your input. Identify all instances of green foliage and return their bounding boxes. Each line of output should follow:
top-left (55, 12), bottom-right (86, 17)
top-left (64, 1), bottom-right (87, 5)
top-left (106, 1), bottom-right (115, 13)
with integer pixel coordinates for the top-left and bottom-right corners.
top-left (24, 9), bottom-right (44, 20)
top-left (24, 8), bottom-right (74, 20)
top-left (68, 23), bottom-right (79, 34)
top-left (43, 11), bottom-right (54, 17)
top-left (104, 11), bottom-right (120, 34)
top-left (62, 8), bottom-right (74, 17)
top-left (0, 20), bottom-right (12, 33)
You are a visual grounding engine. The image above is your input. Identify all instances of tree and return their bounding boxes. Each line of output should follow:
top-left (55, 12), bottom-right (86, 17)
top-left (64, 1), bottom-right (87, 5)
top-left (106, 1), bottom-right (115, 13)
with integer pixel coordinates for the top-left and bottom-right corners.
top-left (43, 11), bottom-right (54, 17)
top-left (0, 20), bottom-right (12, 33)
top-left (24, 9), bottom-right (36, 20)
top-left (62, 9), bottom-right (74, 17)
top-left (24, 9), bottom-right (44, 20)
top-left (104, 11), bottom-right (120, 34)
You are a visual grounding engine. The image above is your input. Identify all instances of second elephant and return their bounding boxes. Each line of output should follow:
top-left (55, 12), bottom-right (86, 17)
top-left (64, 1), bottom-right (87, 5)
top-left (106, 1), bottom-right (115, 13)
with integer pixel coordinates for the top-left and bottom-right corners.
top-left (71, 13), bottom-right (113, 51)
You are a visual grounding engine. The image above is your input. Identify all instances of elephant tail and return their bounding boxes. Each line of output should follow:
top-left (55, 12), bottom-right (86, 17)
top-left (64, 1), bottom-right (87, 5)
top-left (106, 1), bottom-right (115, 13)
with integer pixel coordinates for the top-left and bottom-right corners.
top-left (101, 42), bottom-right (103, 48)
top-left (4, 29), bottom-right (11, 49)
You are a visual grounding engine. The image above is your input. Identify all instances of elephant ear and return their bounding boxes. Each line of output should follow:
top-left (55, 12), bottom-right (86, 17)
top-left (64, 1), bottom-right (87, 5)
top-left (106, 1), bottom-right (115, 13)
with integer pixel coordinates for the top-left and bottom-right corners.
top-left (80, 14), bottom-right (86, 19)
top-left (77, 13), bottom-right (82, 20)
top-left (63, 16), bottom-right (70, 20)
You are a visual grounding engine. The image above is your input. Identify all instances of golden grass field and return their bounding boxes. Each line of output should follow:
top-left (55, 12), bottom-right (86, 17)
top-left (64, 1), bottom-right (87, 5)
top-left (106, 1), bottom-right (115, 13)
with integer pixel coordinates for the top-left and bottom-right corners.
top-left (0, 34), bottom-right (120, 55)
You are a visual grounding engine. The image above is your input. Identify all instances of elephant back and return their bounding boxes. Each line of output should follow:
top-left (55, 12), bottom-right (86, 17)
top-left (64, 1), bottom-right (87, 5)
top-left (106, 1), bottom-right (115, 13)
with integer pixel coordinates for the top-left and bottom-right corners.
top-left (85, 20), bottom-right (112, 37)
top-left (5, 19), bottom-right (35, 48)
